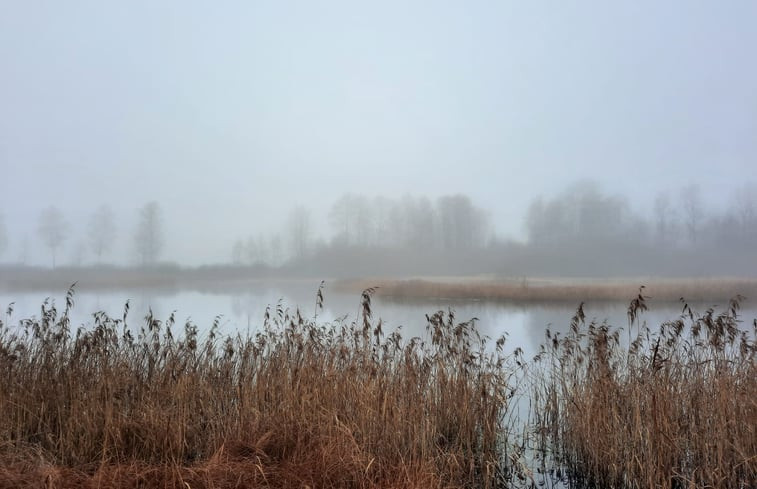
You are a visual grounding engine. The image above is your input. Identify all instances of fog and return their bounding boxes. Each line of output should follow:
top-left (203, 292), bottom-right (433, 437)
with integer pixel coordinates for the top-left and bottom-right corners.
top-left (2, 1), bottom-right (756, 274)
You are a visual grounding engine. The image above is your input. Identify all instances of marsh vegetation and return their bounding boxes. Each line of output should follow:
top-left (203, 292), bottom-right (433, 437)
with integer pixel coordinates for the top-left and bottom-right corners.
top-left (529, 291), bottom-right (756, 488)
top-left (0, 286), bottom-right (524, 488)
top-left (0, 285), bottom-right (754, 488)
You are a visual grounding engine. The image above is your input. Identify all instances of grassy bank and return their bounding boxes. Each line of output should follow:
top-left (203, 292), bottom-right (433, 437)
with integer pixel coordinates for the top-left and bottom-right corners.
top-left (0, 286), bottom-right (755, 488)
top-left (336, 277), bottom-right (757, 303)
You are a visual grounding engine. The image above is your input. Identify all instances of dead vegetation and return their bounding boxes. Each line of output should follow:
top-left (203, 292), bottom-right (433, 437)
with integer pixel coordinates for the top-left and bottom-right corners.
top-left (530, 289), bottom-right (757, 488)
top-left (336, 277), bottom-right (757, 303)
top-left (1, 283), bottom-right (755, 488)
top-left (0, 285), bottom-right (524, 489)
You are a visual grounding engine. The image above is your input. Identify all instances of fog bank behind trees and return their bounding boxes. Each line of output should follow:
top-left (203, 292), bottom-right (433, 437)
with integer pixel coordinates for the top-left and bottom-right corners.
top-left (230, 180), bottom-right (757, 278)
top-left (1, 180), bottom-right (756, 279)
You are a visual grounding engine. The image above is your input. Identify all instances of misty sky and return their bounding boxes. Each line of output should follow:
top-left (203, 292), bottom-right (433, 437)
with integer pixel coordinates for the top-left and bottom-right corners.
top-left (1, 1), bottom-right (756, 265)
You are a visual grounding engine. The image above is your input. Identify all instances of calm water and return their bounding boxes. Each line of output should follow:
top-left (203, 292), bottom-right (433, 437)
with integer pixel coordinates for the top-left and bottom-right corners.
top-left (3, 281), bottom-right (753, 359)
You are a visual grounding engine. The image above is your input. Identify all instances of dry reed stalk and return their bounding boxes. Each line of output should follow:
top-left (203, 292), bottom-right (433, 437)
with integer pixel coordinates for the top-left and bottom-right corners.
top-left (531, 291), bottom-right (757, 488)
top-left (0, 285), bottom-right (524, 489)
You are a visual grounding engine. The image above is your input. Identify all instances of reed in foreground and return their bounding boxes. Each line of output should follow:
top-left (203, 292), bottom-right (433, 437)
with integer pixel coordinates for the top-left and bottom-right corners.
top-left (531, 289), bottom-right (757, 488)
top-left (0, 285), bottom-right (523, 489)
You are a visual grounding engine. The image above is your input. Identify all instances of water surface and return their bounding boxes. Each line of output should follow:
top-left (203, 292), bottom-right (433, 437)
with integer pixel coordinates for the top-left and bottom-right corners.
top-left (3, 282), bottom-right (753, 359)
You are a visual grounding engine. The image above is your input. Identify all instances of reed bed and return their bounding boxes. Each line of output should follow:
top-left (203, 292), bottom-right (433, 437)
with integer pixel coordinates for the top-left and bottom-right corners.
top-left (337, 277), bottom-right (757, 303)
top-left (0, 285), bottom-right (523, 489)
top-left (530, 289), bottom-right (757, 488)
top-left (1, 284), bottom-right (756, 488)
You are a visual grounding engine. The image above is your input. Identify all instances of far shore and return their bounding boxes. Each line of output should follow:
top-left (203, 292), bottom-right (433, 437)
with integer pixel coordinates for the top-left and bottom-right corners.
top-left (333, 276), bottom-right (757, 304)
top-left (0, 263), bottom-right (305, 292)
top-left (2, 264), bottom-right (757, 304)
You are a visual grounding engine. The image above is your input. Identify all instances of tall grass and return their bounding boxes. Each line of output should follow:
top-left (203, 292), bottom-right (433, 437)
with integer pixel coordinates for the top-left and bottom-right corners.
top-left (1, 284), bottom-right (755, 488)
top-left (531, 289), bottom-right (757, 488)
top-left (0, 286), bottom-right (523, 488)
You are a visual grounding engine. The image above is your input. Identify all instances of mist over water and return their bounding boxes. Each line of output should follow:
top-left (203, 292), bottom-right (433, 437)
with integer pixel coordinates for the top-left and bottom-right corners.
top-left (1, 180), bottom-right (756, 278)
top-left (1, 2), bottom-right (756, 273)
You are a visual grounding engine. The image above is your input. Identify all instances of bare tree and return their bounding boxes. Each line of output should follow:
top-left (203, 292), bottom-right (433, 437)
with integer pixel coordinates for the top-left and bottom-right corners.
top-left (329, 194), bottom-right (377, 247)
top-left (18, 235), bottom-right (29, 265)
top-left (287, 205), bottom-right (311, 260)
top-left (134, 201), bottom-right (164, 266)
top-left (731, 182), bottom-right (757, 241)
top-left (525, 197), bottom-right (547, 244)
top-left (255, 234), bottom-right (270, 264)
top-left (680, 184), bottom-right (704, 245)
top-left (269, 233), bottom-right (283, 266)
top-left (653, 193), bottom-right (674, 246)
top-left (329, 194), bottom-right (355, 245)
top-left (0, 212), bottom-right (7, 261)
top-left (437, 194), bottom-right (486, 250)
top-left (244, 235), bottom-right (270, 265)
top-left (353, 196), bottom-right (374, 247)
top-left (372, 196), bottom-right (393, 247)
top-left (405, 195), bottom-right (436, 249)
top-left (526, 182), bottom-right (635, 246)
top-left (231, 239), bottom-right (245, 265)
top-left (37, 206), bottom-right (69, 268)
top-left (69, 240), bottom-right (87, 267)
top-left (88, 204), bottom-right (116, 263)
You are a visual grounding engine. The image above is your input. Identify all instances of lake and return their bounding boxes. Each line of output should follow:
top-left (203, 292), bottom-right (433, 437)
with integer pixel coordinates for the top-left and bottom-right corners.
top-left (4, 280), bottom-right (753, 360)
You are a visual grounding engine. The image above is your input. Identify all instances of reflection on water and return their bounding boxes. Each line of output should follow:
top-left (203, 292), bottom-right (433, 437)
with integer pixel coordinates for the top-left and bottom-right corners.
top-left (2, 283), bottom-right (755, 360)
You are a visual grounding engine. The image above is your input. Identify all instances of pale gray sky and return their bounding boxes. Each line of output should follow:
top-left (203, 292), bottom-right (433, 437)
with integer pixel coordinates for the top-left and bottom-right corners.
top-left (1, 1), bottom-right (756, 265)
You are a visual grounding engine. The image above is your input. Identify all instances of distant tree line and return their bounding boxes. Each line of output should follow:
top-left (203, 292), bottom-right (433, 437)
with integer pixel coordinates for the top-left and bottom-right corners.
top-left (327, 193), bottom-right (489, 251)
top-left (2, 180), bottom-right (755, 276)
top-left (224, 182), bottom-right (757, 277)
top-left (525, 180), bottom-right (757, 251)
top-left (0, 202), bottom-right (165, 268)
top-left (230, 193), bottom-right (490, 267)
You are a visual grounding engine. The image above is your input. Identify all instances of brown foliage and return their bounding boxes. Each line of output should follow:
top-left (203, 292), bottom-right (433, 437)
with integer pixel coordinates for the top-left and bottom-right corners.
top-left (0, 286), bottom-right (521, 488)
top-left (531, 292), bottom-right (757, 488)
top-left (338, 277), bottom-right (757, 303)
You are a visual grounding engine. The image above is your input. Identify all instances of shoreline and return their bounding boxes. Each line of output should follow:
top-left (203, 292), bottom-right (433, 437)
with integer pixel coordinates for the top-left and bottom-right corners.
top-left (333, 276), bottom-right (757, 304)
top-left (2, 265), bottom-right (757, 305)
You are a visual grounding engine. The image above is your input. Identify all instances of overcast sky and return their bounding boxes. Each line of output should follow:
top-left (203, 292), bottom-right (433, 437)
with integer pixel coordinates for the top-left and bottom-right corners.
top-left (1, 1), bottom-right (756, 265)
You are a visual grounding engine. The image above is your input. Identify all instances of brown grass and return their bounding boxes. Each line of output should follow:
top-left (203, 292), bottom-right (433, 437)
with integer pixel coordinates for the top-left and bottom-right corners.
top-left (530, 291), bottom-right (757, 488)
top-left (0, 286), bottom-right (523, 488)
top-left (2, 285), bottom-right (756, 488)
top-left (336, 277), bottom-right (757, 303)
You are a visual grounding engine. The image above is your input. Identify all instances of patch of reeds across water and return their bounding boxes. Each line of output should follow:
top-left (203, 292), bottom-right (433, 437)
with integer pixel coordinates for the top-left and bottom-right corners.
top-left (337, 277), bottom-right (757, 303)
top-left (0, 284), bottom-right (527, 489)
top-left (530, 288), bottom-right (757, 488)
